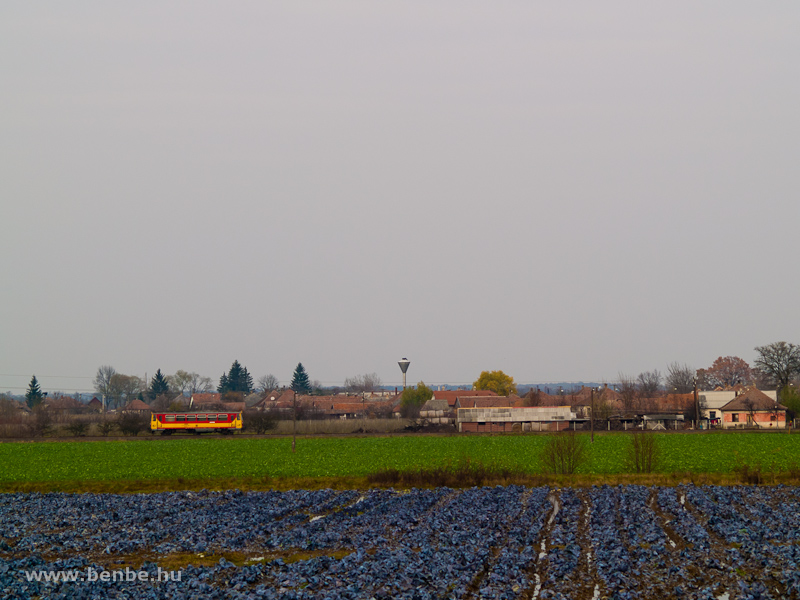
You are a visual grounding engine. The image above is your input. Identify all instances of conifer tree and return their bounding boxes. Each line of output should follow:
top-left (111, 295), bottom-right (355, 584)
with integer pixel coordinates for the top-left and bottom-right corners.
top-left (25, 375), bottom-right (44, 409)
top-left (218, 373), bottom-right (229, 393)
top-left (290, 363), bottom-right (311, 394)
top-left (218, 360), bottom-right (254, 394)
top-left (149, 369), bottom-right (170, 401)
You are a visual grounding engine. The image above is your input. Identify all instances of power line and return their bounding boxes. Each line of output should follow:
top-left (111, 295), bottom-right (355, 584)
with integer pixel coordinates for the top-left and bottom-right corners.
top-left (0, 374), bottom-right (93, 379)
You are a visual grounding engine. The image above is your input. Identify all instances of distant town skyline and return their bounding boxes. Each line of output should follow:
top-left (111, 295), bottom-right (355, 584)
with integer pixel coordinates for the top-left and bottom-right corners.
top-left (0, 354), bottom-right (777, 397)
top-left (3, 3), bottom-right (799, 397)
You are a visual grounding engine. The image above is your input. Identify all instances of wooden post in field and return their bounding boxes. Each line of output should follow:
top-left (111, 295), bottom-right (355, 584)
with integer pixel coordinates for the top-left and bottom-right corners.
top-left (292, 390), bottom-right (296, 453)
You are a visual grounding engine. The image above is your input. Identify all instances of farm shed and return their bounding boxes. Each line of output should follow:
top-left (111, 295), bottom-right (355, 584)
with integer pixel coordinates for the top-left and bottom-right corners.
top-left (642, 413), bottom-right (684, 430)
top-left (457, 406), bottom-right (576, 433)
top-left (419, 398), bottom-right (454, 424)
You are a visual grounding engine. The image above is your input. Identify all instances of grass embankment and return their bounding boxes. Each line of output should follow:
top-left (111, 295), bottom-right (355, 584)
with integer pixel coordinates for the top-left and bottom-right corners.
top-left (1, 432), bottom-right (799, 493)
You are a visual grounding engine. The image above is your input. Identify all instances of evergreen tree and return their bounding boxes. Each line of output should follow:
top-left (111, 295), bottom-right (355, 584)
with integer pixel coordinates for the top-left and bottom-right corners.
top-left (218, 373), bottom-right (229, 393)
top-left (149, 369), bottom-right (170, 401)
top-left (291, 363), bottom-right (312, 394)
top-left (25, 375), bottom-right (44, 409)
top-left (239, 366), bottom-right (254, 394)
top-left (218, 360), bottom-right (254, 394)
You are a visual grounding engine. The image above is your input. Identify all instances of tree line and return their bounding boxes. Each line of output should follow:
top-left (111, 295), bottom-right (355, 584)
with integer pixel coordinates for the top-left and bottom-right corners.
top-left (16, 340), bottom-right (800, 415)
top-left (82, 361), bottom-right (387, 410)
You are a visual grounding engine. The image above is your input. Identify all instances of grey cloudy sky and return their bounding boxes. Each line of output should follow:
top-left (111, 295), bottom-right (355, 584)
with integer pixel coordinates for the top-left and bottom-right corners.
top-left (2, 2), bottom-right (799, 394)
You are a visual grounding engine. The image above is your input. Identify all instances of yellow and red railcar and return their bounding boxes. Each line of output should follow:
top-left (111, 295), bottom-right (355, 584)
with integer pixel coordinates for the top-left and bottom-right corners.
top-left (150, 411), bottom-right (243, 435)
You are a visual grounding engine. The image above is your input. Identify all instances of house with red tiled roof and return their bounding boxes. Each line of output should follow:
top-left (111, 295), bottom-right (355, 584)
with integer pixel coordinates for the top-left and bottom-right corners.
top-left (191, 393), bottom-right (222, 409)
top-left (455, 396), bottom-right (521, 409)
top-left (520, 389), bottom-right (570, 408)
top-left (253, 390), bottom-right (294, 411)
top-left (432, 389), bottom-right (497, 409)
top-left (121, 399), bottom-right (152, 413)
top-left (88, 397), bottom-right (103, 412)
top-left (720, 388), bottom-right (787, 429)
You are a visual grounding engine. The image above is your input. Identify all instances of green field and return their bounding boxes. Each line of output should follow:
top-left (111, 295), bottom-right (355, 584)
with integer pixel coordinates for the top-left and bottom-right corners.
top-left (1, 432), bottom-right (799, 485)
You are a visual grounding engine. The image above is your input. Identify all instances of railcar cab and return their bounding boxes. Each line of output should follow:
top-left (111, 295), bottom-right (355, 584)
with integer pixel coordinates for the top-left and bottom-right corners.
top-left (150, 411), bottom-right (243, 435)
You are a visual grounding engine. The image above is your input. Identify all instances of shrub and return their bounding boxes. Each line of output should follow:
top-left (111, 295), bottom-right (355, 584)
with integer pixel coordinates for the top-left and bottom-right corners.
top-left (399, 382), bottom-right (433, 419)
top-left (734, 463), bottom-right (763, 485)
top-left (368, 457), bottom-right (522, 488)
top-left (117, 412), bottom-right (148, 436)
top-left (541, 431), bottom-right (586, 475)
top-left (97, 419), bottom-right (116, 437)
top-left (66, 421), bottom-right (88, 437)
top-left (27, 407), bottom-right (52, 437)
top-left (626, 431), bottom-right (661, 473)
top-left (242, 410), bottom-right (277, 434)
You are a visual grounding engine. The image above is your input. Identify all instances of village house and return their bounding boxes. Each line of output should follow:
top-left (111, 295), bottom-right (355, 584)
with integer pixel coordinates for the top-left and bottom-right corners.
top-left (120, 399), bottom-right (152, 414)
top-left (719, 388), bottom-right (787, 429)
top-left (431, 389), bottom-right (498, 410)
top-left (190, 393), bottom-right (223, 409)
top-left (700, 388), bottom-right (777, 426)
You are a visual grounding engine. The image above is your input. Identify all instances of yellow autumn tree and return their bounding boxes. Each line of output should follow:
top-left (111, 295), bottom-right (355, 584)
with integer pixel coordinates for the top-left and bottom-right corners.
top-left (472, 370), bottom-right (517, 396)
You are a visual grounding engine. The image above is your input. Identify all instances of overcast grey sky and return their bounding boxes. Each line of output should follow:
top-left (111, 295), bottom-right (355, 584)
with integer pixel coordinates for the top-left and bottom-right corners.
top-left (2, 2), bottom-right (799, 394)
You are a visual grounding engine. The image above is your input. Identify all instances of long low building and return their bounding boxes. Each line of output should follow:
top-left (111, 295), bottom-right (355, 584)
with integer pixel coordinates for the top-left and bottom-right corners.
top-left (457, 406), bottom-right (576, 433)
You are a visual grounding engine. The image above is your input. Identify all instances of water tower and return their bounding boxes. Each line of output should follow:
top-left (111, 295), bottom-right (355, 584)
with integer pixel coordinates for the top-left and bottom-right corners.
top-left (398, 358), bottom-right (410, 390)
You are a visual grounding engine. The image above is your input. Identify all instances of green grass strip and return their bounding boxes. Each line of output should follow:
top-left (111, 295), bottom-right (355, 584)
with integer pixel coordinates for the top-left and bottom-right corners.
top-left (1, 432), bottom-right (799, 484)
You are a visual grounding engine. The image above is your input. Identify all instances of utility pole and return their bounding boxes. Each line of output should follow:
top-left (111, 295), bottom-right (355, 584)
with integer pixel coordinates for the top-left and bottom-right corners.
top-left (292, 389), bottom-right (297, 453)
top-left (693, 378), bottom-right (699, 430)
top-left (590, 387), bottom-right (595, 443)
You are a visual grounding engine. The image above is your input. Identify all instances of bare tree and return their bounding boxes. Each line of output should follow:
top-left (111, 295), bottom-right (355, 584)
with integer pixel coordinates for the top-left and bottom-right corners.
top-left (594, 399), bottom-right (614, 421)
top-left (27, 406), bottom-right (52, 437)
top-left (754, 342), bottom-right (800, 395)
top-left (695, 368), bottom-right (710, 390)
top-left (108, 374), bottom-right (143, 409)
top-left (665, 362), bottom-right (695, 394)
top-left (188, 373), bottom-right (214, 394)
top-left (626, 431), bottom-right (661, 473)
top-left (257, 374), bottom-right (279, 393)
top-left (0, 395), bottom-right (18, 420)
top-left (150, 394), bottom-right (174, 411)
top-left (617, 373), bottom-right (638, 412)
top-left (167, 370), bottom-right (193, 394)
top-left (541, 432), bottom-right (587, 475)
top-left (344, 373), bottom-right (383, 394)
top-left (93, 365), bottom-right (116, 407)
top-left (637, 370), bottom-right (662, 398)
top-left (742, 397), bottom-right (757, 427)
